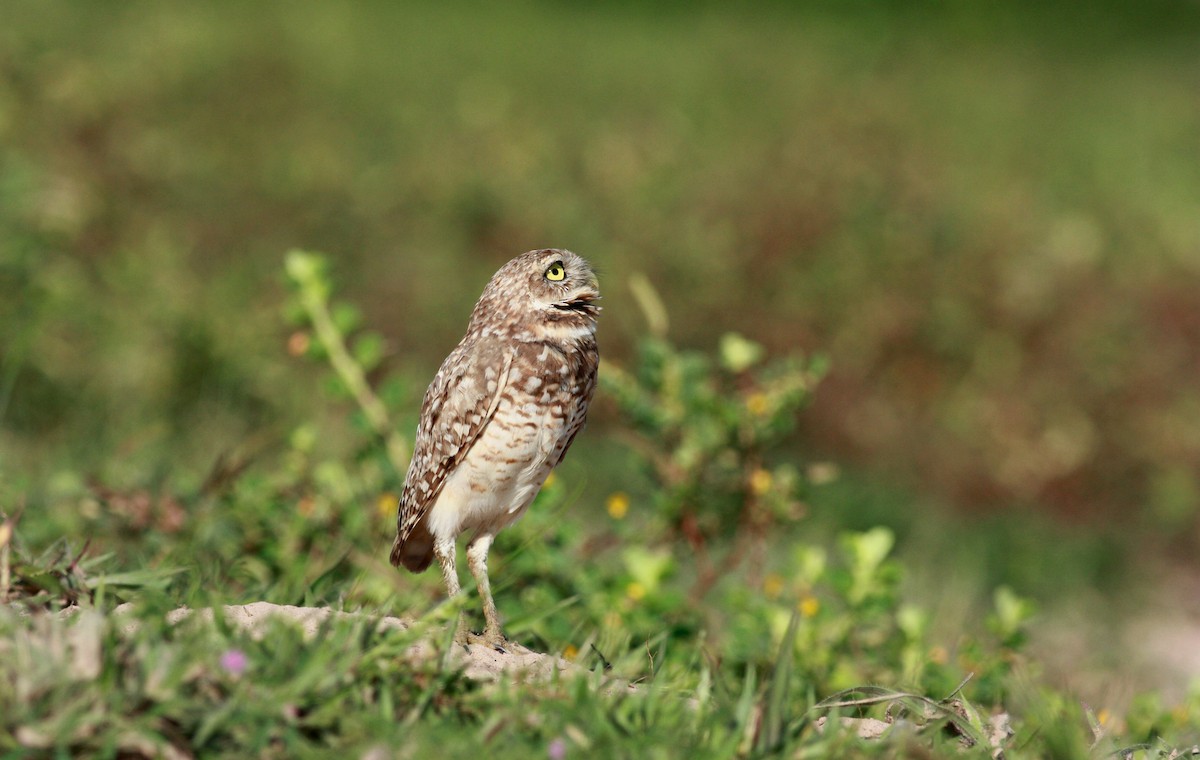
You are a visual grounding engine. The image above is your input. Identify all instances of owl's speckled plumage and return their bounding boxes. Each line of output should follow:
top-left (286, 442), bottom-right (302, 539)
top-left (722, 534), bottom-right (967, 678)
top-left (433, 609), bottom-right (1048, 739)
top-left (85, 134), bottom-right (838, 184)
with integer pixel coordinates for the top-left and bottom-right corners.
top-left (389, 249), bottom-right (600, 648)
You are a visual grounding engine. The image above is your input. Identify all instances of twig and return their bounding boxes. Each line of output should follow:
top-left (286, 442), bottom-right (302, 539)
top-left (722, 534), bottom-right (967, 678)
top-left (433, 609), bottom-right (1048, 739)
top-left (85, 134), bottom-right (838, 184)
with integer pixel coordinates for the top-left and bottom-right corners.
top-left (0, 505), bottom-right (24, 604)
top-left (590, 643), bottom-right (613, 672)
top-left (293, 263), bottom-right (409, 472)
top-left (688, 459), bottom-right (765, 601)
top-left (0, 514), bottom-right (10, 604)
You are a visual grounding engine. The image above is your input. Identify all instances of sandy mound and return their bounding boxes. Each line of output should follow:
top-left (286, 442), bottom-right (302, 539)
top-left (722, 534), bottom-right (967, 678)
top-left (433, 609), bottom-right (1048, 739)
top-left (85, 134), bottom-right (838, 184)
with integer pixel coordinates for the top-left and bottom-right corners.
top-left (112, 601), bottom-right (627, 688)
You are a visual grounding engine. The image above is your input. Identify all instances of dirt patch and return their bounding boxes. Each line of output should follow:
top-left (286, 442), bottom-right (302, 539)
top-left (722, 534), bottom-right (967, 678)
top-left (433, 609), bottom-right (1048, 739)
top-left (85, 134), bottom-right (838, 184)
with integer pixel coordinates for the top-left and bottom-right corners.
top-left (112, 601), bottom-right (629, 689)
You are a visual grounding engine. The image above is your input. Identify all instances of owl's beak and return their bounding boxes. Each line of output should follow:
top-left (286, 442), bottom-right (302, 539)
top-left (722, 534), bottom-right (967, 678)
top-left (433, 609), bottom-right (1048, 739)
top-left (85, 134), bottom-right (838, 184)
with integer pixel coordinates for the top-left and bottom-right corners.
top-left (553, 296), bottom-right (600, 315)
top-left (553, 282), bottom-right (601, 315)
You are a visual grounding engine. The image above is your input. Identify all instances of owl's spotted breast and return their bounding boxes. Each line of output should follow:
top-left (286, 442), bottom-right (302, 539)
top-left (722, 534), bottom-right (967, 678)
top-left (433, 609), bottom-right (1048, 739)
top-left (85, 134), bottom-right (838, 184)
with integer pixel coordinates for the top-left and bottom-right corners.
top-left (427, 347), bottom-right (593, 538)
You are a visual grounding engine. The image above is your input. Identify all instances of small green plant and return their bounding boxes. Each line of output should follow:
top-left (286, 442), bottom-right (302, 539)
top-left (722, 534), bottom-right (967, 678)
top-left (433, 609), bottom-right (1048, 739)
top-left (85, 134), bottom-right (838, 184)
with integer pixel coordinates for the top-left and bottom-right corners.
top-left (0, 509), bottom-right (182, 611)
top-left (601, 298), bottom-right (827, 599)
top-left (283, 249), bottom-right (410, 476)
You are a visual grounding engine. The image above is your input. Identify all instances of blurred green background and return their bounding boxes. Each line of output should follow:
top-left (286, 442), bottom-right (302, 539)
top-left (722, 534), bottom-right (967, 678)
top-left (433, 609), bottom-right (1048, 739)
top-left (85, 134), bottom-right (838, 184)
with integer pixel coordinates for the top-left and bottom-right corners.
top-left (2, 0), bottom-right (1199, 699)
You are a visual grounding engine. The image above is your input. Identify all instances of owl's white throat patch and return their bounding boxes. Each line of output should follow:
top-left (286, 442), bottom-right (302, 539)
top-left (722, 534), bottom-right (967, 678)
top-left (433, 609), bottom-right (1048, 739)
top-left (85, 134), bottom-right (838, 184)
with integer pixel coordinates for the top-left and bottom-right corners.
top-left (533, 319), bottom-right (595, 342)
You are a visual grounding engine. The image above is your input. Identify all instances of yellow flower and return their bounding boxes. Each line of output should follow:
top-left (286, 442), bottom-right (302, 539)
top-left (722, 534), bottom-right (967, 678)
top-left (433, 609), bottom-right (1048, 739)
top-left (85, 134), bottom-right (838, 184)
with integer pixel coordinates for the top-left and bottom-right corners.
top-left (626, 581), bottom-right (646, 601)
top-left (746, 392), bottom-right (769, 416)
top-left (749, 468), bottom-right (773, 496)
top-left (376, 492), bottom-right (397, 517)
top-left (606, 492), bottom-right (630, 520)
top-left (563, 644), bottom-right (579, 661)
top-left (798, 595), bottom-right (820, 618)
top-left (762, 573), bottom-right (785, 599)
top-left (1096, 708), bottom-right (1111, 727)
top-left (544, 472), bottom-right (557, 488)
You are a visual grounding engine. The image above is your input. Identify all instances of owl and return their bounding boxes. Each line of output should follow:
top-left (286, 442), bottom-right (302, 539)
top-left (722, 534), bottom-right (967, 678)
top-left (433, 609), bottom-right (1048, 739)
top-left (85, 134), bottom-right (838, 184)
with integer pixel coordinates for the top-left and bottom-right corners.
top-left (389, 248), bottom-right (600, 649)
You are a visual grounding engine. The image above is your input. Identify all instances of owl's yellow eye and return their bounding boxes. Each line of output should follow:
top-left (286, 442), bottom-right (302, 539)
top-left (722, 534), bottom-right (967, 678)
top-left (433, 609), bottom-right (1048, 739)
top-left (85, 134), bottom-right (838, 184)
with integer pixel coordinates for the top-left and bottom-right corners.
top-left (544, 261), bottom-right (566, 281)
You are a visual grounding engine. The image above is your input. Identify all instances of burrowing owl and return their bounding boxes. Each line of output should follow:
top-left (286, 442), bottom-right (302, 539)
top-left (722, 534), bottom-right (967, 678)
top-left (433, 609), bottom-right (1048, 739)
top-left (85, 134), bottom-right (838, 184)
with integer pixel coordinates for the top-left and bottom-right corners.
top-left (389, 249), bottom-right (600, 649)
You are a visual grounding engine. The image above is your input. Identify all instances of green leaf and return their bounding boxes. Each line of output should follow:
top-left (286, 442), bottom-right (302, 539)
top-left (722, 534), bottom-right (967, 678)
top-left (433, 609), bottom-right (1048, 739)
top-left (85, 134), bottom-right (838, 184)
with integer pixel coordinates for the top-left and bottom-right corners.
top-left (352, 331), bottom-right (385, 372)
top-left (621, 546), bottom-right (674, 594)
top-left (988, 585), bottom-right (1035, 643)
top-left (330, 302), bottom-right (362, 334)
top-left (793, 545), bottom-right (827, 584)
top-left (719, 333), bottom-right (765, 373)
top-left (284, 249), bottom-right (322, 284)
top-left (284, 249), bottom-right (331, 300)
top-left (842, 527), bottom-right (896, 605)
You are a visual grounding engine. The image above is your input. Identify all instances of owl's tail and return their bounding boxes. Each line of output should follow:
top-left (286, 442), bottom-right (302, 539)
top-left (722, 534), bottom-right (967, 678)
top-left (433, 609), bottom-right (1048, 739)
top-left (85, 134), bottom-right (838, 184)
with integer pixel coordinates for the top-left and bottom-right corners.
top-left (390, 520), bottom-right (434, 573)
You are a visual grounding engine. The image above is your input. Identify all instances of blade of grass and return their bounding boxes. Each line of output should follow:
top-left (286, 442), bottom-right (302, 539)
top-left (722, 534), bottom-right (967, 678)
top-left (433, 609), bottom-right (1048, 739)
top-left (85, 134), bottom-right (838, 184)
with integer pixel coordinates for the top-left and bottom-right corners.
top-left (759, 609), bottom-right (800, 752)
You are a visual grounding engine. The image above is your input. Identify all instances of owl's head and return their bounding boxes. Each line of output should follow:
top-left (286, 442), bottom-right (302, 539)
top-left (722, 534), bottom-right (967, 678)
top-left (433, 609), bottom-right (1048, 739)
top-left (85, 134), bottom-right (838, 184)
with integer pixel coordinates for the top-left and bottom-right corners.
top-left (469, 249), bottom-right (600, 339)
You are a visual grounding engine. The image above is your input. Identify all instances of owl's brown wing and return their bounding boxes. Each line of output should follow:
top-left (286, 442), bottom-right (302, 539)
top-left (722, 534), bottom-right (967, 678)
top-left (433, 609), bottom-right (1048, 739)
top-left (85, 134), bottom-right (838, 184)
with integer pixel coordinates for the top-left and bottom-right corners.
top-left (548, 346), bottom-right (600, 471)
top-left (390, 339), bottom-right (513, 570)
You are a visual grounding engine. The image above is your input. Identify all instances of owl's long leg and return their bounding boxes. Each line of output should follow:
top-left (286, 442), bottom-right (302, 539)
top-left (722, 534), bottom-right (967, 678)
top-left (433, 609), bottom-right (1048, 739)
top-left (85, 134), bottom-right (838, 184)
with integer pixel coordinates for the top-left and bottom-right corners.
top-left (466, 532), bottom-right (506, 651)
top-left (434, 536), bottom-right (469, 647)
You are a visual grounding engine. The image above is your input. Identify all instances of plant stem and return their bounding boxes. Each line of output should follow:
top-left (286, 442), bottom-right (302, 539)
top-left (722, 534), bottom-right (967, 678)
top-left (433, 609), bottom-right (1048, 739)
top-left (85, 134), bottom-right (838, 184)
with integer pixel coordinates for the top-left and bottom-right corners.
top-left (298, 286), bottom-right (409, 473)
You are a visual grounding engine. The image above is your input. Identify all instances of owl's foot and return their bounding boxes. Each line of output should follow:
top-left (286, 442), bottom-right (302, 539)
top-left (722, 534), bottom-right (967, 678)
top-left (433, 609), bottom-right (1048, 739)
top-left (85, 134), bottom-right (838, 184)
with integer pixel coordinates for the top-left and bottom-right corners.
top-left (467, 627), bottom-right (509, 654)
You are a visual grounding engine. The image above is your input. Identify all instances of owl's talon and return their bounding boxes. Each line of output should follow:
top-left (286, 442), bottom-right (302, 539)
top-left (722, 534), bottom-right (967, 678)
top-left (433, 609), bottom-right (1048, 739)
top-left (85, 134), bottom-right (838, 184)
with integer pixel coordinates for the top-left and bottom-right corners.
top-left (481, 629), bottom-right (510, 653)
top-left (463, 629), bottom-right (509, 653)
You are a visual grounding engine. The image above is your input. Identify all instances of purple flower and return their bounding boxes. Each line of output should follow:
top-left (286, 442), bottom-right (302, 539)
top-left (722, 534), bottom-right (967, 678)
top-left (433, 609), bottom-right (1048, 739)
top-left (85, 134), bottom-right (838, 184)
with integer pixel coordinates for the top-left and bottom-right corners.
top-left (547, 737), bottom-right (567, 760)
top-left (219, 648), bottom-right (248, 677)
